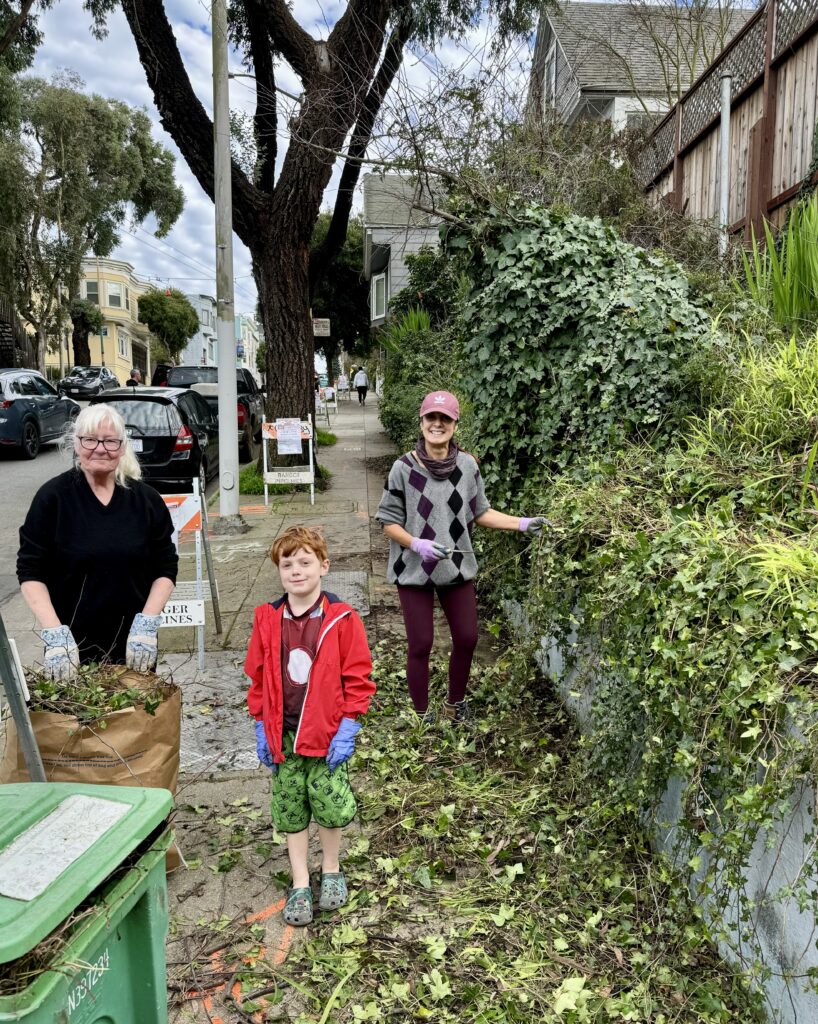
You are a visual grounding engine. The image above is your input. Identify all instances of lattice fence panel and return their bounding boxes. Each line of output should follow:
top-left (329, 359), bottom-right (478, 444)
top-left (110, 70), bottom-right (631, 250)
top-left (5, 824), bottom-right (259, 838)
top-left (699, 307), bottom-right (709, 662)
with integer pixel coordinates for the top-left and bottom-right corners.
top-left (775, 0), bottom-right (818, 56)
top-left (680, 11), bottom-right (767, 148)
top-left (636, 112), bottom-right (677, 183)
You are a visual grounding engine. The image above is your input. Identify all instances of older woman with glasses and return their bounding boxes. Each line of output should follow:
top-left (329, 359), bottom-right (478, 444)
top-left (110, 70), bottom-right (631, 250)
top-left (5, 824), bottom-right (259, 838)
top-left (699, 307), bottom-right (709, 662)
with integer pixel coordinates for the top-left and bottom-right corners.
top-left (17, 403), bottom-right (178, 677)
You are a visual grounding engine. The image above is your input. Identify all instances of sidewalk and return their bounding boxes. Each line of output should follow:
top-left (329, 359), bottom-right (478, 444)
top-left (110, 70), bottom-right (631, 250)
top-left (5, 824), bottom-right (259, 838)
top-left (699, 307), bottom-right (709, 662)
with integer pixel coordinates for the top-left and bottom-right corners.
top-left (160, 395), bottom-right (403, 1023)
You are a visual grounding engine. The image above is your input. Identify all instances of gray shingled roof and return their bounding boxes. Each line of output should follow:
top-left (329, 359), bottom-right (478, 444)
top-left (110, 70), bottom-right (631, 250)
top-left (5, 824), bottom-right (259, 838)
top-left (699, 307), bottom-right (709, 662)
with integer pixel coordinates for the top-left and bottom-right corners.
top-left (548, 2), bottom-right (755, 95)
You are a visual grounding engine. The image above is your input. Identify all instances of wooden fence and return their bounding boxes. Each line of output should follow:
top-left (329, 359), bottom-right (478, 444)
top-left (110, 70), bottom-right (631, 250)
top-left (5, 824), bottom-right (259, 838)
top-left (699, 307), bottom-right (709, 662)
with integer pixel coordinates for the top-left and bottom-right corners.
top-left (638, 0), bottom-right (818, 237)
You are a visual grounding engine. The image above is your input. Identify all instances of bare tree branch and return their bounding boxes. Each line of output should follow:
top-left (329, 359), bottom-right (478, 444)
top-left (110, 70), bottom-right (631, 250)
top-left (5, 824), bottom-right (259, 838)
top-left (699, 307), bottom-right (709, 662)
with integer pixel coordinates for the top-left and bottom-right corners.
top-left (261, 0), bottom-right (319, 84)
top-left (120, 0), bottom-right (261, 246)
top-left (310, 17), bottom-right (412, 289)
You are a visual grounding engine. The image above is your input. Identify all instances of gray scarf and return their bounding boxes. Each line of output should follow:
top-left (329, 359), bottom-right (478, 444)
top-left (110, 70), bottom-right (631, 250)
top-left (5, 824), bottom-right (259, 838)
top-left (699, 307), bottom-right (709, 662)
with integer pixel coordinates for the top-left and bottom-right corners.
top-left (414, 437), bottom-right (460, 480)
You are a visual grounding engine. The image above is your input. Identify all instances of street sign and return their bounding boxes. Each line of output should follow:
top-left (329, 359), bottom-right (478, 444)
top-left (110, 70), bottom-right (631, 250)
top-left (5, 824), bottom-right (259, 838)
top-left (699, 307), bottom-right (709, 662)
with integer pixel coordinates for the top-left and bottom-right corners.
top-left (100, 328), bottom-right (108, 337)
top-left (312, 318), bottom-right (330, 337)
top-left (161, 600), bottom-right (206, 627)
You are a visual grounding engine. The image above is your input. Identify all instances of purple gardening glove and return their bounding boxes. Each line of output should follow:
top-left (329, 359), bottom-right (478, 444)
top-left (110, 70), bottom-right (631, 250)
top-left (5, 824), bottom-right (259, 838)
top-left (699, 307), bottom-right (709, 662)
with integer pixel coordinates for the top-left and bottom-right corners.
top-left (410, 537), bottom-right (451, 561)
top-left (254, 720), bottom-right (276, 772)
top-left (519, 517), bottom-right (550, 535)
top-left (326, 717), bottom-right (362, 772)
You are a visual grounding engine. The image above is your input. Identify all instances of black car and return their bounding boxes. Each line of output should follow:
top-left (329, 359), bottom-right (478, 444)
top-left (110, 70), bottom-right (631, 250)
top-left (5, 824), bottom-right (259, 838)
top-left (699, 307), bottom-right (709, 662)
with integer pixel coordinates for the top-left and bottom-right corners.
top-left (166, 365), bottom-right (264, 459)
top-left (0, 369), bottom-right (80, 459)
top-left (58, 366), bottom-right (120, 397)
top-left (89, 387), bottom-right (219, 494)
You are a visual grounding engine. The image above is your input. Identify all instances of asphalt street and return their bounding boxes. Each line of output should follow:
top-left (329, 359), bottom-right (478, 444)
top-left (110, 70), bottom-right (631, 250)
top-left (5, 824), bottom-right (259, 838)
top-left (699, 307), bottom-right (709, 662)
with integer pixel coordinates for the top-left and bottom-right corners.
top-left (0, 443), bottom-right (72, 607)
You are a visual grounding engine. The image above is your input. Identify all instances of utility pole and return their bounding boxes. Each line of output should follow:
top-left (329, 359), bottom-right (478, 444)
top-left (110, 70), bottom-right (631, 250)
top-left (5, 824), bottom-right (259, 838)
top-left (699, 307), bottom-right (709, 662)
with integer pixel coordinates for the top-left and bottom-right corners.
top-left (212, 0), bottom-right (247, 534)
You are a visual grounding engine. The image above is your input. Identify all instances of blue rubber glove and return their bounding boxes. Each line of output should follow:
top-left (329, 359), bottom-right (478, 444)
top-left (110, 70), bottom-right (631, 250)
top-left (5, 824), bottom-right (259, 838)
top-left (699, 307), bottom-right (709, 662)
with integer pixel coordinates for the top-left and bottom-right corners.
top-left (254, 720), bottom-right (276, 771)
top-left (125, 613), bottom-right (162, 672)
top-left (41, 625), bottom-right (80, 681)
top-left (410, 538), bottom-right (450, 561)
top-left (326, 717), bottom-right (361, 772)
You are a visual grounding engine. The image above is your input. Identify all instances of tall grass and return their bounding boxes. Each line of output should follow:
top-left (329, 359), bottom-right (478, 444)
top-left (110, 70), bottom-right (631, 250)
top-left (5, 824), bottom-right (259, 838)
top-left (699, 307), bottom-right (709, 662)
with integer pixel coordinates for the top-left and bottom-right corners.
top-left (739, 193), bottom-right (818, 328)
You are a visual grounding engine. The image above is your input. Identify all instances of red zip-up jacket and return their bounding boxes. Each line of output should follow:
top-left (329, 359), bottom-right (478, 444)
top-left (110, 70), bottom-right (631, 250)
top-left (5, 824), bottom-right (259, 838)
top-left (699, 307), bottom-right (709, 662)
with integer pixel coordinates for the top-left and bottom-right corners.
top-left (245, 592), bottom-right (375, 763)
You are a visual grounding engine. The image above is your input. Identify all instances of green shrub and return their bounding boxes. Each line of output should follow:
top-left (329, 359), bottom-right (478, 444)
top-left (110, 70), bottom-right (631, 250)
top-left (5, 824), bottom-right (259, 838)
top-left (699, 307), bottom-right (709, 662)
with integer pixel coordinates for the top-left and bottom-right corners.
top-left (316, 429), bottom-right (337, 446)
top-left (451, 204), bottom-right (709, 500)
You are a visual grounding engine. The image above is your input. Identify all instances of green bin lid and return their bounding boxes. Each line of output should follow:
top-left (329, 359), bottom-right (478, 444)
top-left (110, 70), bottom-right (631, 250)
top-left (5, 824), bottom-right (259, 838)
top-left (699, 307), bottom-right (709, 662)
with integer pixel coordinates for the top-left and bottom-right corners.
top-left (0, 782), bottom-right (172, 964)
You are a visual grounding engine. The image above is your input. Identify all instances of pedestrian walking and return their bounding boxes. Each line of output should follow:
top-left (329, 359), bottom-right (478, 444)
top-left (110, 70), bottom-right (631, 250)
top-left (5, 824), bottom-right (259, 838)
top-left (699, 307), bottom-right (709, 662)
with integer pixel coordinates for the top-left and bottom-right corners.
top-left (245, 526), bottom-right (375, 926)
top-left (17, 404), bottom-right (178, 676)
top-left (376, 391), bottom-right (546, 723)
top-left (353, 366), bottom-right (369, 405)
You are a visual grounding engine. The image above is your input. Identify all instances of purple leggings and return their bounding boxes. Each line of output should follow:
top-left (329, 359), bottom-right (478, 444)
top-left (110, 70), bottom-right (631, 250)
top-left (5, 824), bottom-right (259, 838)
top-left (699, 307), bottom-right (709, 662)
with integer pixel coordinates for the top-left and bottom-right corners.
top-left (397, 581), bottom-right (478, 712)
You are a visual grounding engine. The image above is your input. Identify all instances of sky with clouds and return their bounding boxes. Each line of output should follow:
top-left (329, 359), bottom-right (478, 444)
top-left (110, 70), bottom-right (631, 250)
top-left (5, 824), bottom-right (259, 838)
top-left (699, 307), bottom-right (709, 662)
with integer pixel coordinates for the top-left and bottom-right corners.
top-left (29, 1), bottom-right (534, 316)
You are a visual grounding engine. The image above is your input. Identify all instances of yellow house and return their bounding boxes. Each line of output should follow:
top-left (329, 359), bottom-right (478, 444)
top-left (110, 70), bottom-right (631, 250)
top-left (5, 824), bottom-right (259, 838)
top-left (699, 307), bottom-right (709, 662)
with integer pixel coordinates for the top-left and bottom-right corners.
top-left (45, 258), bottom-right (157, 384)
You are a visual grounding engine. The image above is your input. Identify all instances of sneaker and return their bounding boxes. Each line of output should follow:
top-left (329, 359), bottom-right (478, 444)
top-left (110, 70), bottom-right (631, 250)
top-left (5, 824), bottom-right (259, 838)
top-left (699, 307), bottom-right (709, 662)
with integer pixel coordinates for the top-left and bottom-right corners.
top-left (415, 707), bottom-right (436, 725)
top-left (443, 699), bottom-right (470, 723)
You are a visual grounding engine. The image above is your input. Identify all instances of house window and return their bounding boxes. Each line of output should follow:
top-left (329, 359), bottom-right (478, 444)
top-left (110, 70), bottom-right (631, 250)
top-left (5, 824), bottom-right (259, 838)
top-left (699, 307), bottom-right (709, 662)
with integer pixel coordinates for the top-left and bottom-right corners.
top-left (371, 272), bottom-right (386, 320)
top-left (108, 282), bottom-right (123, 308)
top-left (201, 307), bottom-right (210, 326)
top-left (125, 286), bottom-right (130, 312)
top-left (544, 42), bottom-right (557, 106)
top-left (118, 332), bottom-right (129, 358)
top-left (85, 281), bottom-right (99, 304)
top-left (626, 111), bottom-right (659, 133)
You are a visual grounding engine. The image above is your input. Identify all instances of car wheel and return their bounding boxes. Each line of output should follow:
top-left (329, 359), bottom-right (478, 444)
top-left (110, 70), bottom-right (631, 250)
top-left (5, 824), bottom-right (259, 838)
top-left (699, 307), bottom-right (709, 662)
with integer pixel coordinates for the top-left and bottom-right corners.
top-left (239, 427), bottom-right (255, 462)
top-left (20, 421), bottom-right (40, 460)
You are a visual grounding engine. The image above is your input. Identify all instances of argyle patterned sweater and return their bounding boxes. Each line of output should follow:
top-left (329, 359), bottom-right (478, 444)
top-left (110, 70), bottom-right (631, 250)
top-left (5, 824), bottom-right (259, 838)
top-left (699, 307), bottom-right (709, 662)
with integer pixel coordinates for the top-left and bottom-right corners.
top-left (376, 451), bottom-right (490, 586)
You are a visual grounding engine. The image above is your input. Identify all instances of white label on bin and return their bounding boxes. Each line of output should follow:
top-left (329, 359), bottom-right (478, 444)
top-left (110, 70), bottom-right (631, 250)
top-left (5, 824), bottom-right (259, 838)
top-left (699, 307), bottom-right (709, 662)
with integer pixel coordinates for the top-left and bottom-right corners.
top-left (0, 795), bottom-right (131, 901)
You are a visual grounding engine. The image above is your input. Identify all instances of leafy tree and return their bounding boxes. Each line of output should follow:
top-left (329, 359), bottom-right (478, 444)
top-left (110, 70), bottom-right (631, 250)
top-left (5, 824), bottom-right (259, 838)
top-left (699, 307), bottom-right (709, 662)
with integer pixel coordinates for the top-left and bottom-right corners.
top-left (68, 296), bottom-right (104, 368)
top-left (91, 0), bottom-right (539, 426)
top-left (255, 339), bottom-right (266, 382)
top-left (310, 212), bottom-right (370, 378)
top-left (390, 245), bottom-right (463, 327)
top-left (137, 288), bottom-right (199, 361)
top-left (7, 73), bottom-right (184, 369)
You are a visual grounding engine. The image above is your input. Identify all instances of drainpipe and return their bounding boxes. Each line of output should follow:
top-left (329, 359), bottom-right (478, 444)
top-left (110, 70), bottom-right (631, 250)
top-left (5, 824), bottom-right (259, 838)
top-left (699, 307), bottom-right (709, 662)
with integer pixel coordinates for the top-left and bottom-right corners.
top-left (718, 73), bottom-right (732, 260)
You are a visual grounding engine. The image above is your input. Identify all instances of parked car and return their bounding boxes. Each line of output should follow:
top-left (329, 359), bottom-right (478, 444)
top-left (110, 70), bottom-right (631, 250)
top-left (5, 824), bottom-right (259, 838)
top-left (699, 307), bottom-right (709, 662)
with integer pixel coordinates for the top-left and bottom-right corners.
top-left (89, 387), bottom-right (219, 494)
top-left (151, 363), bottom-right (173, 387)
top-left (167, 366), bottom-right (264, 460)
top-left (57, 365), bottom-right (120, 397)
top-left (0, 368), bottom-right (80, 459)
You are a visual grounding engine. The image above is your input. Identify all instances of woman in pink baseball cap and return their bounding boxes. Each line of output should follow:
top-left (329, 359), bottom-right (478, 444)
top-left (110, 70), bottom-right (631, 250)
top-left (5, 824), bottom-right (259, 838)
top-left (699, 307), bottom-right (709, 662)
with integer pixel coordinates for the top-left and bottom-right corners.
top-left (376, 390), bottom-right (546, 724)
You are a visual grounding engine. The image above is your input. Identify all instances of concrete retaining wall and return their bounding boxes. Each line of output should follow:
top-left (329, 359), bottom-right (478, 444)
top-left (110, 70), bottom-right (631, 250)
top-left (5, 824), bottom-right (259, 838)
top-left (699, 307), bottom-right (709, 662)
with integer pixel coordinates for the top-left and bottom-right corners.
top-left (506, 600), bottom-right (818, 1023)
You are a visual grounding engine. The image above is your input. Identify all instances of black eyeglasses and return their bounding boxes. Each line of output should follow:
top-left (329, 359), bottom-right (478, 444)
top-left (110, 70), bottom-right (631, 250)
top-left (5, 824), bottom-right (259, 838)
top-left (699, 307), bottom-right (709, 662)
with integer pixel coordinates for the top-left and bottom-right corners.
top-left (78, 436), bottom-right (123, 452)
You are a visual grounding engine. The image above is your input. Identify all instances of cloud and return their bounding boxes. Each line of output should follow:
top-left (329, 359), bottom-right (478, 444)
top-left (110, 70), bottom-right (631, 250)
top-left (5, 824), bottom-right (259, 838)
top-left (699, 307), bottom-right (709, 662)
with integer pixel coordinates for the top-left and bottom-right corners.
top-left (30, 2), bottom-right (530, 315)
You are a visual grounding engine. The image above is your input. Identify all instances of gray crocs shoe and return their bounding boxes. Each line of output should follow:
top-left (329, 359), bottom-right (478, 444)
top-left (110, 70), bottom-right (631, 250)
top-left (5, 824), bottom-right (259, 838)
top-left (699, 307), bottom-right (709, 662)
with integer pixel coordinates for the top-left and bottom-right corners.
top-left (283, 886), bottom-right (313, 926)
top-left (318, 871), bottom-right (348, 911)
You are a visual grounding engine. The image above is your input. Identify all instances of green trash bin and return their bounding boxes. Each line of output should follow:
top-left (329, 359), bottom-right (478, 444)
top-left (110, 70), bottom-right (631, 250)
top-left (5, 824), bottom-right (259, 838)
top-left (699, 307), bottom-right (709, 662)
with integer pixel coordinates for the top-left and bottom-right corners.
top-left (0, 782), bottom-right (173, 1024)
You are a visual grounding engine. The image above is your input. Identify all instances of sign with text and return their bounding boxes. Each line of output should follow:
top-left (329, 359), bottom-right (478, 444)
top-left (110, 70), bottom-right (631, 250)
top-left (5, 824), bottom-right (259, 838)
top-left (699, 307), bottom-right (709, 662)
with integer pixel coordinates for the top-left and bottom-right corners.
top-left (275, 417), bottom-right (303, 456)
top-left (161, 600), bottom-right (206, 627)
top-left (312, 318), bottom-right (330, 336)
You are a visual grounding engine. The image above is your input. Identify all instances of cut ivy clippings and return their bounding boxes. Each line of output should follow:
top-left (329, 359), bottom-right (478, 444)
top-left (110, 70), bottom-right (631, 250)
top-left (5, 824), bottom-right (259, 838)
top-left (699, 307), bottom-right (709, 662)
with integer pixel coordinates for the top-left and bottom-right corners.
top-left (25, 664), bottom-right (169, 721)
top-left (266, 646), bottom-right (763, 1023)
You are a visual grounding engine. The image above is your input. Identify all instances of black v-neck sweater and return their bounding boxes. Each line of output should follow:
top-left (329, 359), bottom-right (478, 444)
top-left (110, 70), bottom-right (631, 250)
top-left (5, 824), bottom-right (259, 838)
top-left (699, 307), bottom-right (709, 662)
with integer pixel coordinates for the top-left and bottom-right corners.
top-left (17, 469), bottom-right (178, 664)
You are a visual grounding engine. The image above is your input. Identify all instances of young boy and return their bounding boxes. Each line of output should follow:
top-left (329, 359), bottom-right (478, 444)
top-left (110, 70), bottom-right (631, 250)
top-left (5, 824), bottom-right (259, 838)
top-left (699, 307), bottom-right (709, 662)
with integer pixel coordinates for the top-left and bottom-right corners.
top-left (245, 526), bottom-right (375, 926)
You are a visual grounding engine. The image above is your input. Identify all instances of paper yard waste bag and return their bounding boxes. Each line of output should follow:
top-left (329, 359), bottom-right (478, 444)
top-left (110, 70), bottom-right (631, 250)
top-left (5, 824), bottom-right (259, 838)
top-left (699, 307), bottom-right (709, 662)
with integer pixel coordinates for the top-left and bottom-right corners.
top-left (0, 669), bottom-right (182, 870)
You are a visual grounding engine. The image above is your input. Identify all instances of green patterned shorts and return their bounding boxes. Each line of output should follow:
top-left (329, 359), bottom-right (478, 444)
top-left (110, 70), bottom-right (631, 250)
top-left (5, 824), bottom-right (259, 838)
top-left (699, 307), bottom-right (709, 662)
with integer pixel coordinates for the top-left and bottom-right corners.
top-left (271, 730), bottom-right (357, 833)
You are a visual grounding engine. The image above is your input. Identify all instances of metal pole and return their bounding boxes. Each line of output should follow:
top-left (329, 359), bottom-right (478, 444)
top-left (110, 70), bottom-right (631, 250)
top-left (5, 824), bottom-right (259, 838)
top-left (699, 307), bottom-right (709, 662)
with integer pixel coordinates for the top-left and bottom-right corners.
top-left (212, 0), bottom-right (247, 535)
top-left (97, 256), bottom-right (105, 366)
top-left (718, 73), bottom-right (732, 259)
top-left (0, 613), bottom-right (46, 782)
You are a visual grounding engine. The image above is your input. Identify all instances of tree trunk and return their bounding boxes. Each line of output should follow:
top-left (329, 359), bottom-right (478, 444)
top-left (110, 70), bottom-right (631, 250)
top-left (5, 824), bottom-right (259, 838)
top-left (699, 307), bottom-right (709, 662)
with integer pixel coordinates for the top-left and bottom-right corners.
top-left (35, 325), bottom-right (47, 374)
top-left (72, 321), bottom-right (91, 367)
top-left (255, 225), bottom-right (315, 469)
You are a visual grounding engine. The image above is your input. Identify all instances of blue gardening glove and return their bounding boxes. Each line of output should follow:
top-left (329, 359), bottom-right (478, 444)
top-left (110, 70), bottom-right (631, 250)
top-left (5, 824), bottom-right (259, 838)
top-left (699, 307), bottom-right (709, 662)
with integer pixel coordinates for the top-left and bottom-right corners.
top-left (518, 516), bottom-right (551, 535)
top-left (410, 537), bottom-right (450, 561)
top-left (326, 717), bottom-right (362, 772)
top-left (41, 625), bottom-right (80, 681)
top-left (125, 613), bottom-right (162, 672)
top-left (254, 720), bottom-right (276, 770)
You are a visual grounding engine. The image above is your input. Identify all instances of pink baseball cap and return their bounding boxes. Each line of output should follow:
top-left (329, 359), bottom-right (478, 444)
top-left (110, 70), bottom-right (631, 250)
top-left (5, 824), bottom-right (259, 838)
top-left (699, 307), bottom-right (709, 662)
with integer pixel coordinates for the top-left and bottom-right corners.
top-left (419, 391), bottom-right (460, 421)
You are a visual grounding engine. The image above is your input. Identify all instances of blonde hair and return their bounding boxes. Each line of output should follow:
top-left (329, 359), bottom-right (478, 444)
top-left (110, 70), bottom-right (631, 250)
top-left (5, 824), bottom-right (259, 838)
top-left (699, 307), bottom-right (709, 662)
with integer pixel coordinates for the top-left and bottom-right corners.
top-left (70, 404), bottom-right (142, 486)
top-left (270, 526), bottom-right (328, 564)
